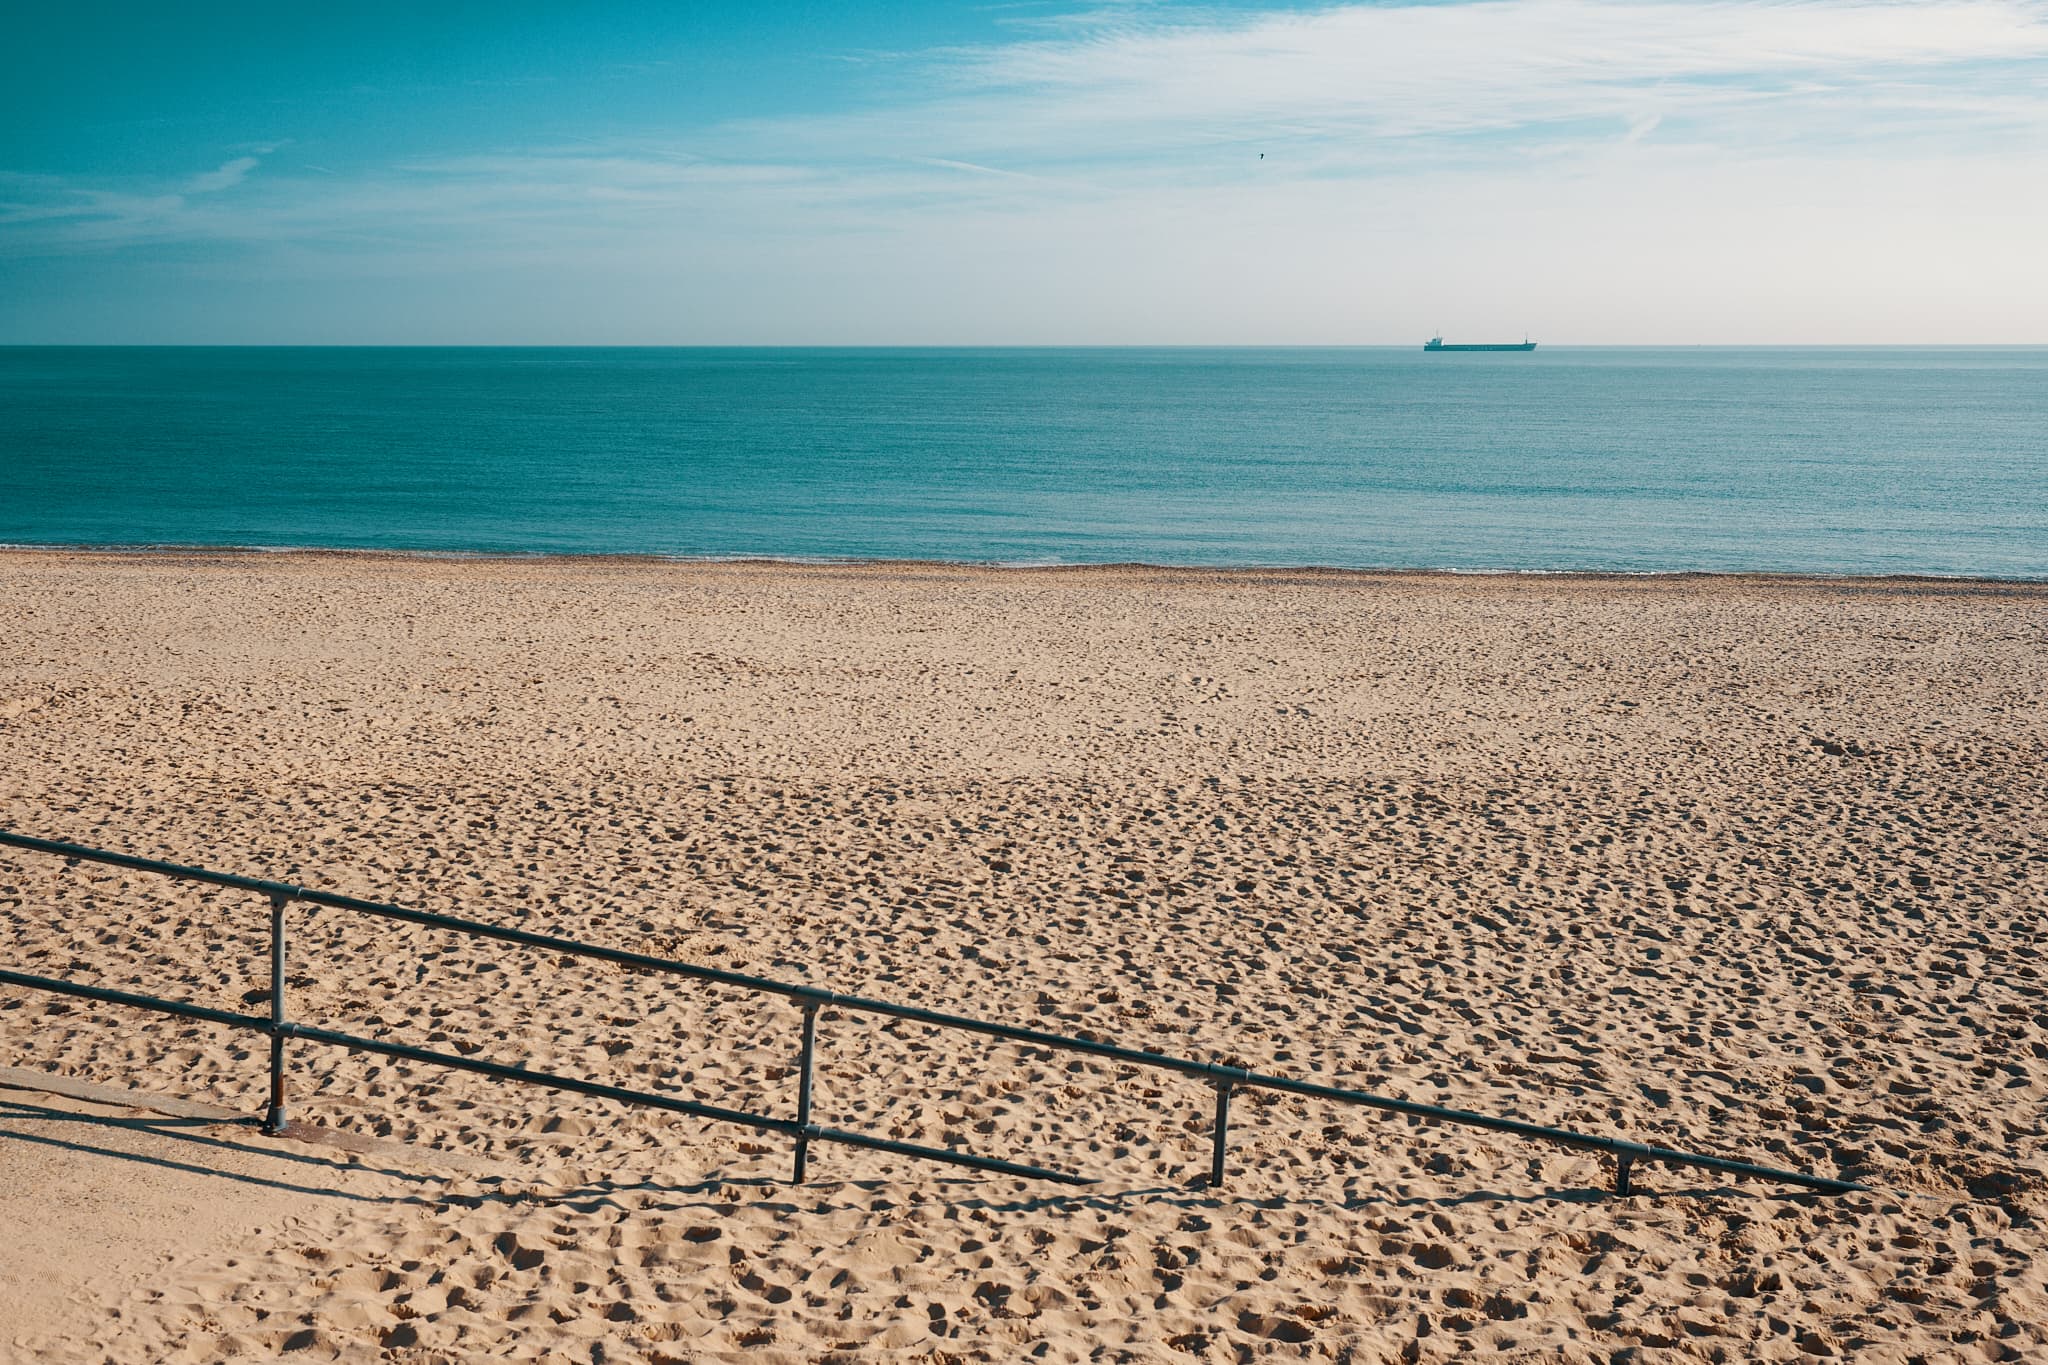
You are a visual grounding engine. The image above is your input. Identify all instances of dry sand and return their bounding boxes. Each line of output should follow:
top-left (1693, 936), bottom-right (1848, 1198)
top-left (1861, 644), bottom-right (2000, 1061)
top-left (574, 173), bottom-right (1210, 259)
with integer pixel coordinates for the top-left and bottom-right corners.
top-left (0, 550), bottom-right (2042, 1364)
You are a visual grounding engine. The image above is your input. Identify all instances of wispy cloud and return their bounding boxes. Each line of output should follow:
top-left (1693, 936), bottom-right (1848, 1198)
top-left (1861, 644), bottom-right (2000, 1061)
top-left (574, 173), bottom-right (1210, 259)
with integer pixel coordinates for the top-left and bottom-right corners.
top-left (3, 1), bottom-right (2045, 341)
top-left (184, 155), bottom-right (261, 195)
top-left (764, 0), bottom-right (2048, 166)
top-left (11, 1), bottom-right (2046, 251)
top-left (0, 140), bottom-right (281, 241)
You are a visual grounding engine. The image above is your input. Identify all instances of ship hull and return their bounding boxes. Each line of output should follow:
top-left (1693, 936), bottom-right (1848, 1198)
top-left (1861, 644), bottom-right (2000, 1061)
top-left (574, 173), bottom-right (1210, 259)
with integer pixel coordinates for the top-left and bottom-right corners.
top-left (1423, 341), bottom-right (1536, 352)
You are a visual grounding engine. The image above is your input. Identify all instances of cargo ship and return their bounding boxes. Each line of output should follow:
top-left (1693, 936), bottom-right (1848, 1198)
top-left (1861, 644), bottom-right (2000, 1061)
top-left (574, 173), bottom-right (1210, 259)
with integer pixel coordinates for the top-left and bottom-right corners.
top-left (1424, 336), bottom-right (1536, 351)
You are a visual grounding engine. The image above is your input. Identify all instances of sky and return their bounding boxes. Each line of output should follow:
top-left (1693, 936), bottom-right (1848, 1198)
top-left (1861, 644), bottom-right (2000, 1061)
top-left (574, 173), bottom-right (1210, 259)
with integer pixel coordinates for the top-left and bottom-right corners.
top-left (2, 0), bottom-right (2044, 344)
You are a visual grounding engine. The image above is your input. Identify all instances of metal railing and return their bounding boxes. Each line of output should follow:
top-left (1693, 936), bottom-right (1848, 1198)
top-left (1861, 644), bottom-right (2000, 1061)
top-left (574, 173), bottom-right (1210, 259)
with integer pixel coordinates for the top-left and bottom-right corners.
top-left (0, 830), bottom-right (1866, 1198)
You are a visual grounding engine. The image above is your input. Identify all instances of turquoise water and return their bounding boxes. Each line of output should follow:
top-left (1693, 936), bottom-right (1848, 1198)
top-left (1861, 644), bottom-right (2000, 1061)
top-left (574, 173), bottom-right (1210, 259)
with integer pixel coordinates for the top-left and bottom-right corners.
top-left (2, 346), bottom-right (2043, 576)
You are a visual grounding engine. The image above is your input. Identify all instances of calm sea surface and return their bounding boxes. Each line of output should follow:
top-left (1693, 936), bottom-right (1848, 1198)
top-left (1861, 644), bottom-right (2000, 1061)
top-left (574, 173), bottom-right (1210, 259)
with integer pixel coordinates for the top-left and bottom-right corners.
top-left (2, 347), bottom-right (2043, 576)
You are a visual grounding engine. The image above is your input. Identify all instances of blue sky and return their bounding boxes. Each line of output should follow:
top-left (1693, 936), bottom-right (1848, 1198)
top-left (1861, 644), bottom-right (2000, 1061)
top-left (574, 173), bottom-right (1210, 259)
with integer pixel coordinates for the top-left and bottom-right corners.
top-left (3, 1), bottom-right (2044, 343)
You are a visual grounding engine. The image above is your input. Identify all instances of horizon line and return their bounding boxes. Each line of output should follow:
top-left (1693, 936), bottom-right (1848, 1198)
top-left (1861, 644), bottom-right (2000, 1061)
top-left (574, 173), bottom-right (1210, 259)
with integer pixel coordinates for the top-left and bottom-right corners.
top-left (6, 341), bottom-right (2047, 350)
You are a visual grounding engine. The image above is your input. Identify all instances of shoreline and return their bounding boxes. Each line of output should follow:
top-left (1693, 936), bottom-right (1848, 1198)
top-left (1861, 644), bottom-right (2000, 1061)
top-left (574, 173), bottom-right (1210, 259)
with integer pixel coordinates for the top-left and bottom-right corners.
top-left (5, 542), bottom-right (2044, 591)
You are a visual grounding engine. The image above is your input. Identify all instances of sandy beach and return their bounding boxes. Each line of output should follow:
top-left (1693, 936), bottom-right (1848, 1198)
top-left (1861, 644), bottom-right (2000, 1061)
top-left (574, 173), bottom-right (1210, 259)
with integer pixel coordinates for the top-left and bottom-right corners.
top-left (0, 550), bottom-right (2041, 1363)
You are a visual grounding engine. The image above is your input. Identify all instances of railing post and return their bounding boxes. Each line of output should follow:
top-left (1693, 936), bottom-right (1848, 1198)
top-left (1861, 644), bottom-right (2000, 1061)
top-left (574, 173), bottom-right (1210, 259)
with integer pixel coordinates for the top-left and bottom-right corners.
top-left (1210, 1078), bottom-right (1232, 1187)
top-left (1615, 1152), bottom-right (1635, 1197)
top-left (263, 891), bottom-right (289, 1135)
top-left (793, 1000), bottom-right (820, 1183)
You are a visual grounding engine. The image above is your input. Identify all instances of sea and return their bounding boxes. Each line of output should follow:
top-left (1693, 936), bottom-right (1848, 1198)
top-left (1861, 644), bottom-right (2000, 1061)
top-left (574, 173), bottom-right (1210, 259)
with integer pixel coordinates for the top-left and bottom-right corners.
top-left (2, 346), bottom-right (2043, 577)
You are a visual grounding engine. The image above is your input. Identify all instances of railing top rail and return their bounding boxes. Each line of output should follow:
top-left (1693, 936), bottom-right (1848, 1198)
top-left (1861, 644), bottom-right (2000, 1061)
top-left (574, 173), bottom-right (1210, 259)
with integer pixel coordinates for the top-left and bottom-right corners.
top-left (0, 828), bottom-right (1867, 1196)
top-left (0, 828), bottom-right (1232, 1072)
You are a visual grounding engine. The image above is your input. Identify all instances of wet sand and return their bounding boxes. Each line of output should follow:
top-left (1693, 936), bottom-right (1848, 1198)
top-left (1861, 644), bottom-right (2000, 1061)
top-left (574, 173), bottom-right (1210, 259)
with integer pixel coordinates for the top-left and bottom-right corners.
top-left (0, 550), bottom-right (2042, 1363)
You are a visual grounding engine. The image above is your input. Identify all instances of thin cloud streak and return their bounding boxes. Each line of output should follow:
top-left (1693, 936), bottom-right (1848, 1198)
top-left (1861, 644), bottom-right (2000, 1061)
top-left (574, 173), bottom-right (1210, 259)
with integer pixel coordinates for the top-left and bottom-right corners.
top-left (908, 156), bottom-right (1045, 180)
top-left (184, 156), bottom-right (260, 195)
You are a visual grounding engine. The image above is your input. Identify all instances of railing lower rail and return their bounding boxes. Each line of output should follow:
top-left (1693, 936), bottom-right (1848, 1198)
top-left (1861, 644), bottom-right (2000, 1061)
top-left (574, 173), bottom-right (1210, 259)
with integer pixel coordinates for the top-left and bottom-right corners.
top-left (0, 830), bottom-right (1866, 1198)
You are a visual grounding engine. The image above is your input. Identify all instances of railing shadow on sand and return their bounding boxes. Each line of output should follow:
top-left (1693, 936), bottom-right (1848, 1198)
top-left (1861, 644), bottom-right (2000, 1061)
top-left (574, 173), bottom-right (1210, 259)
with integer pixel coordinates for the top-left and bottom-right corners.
top-left (0, 829), bottom-right (1865, 1200)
